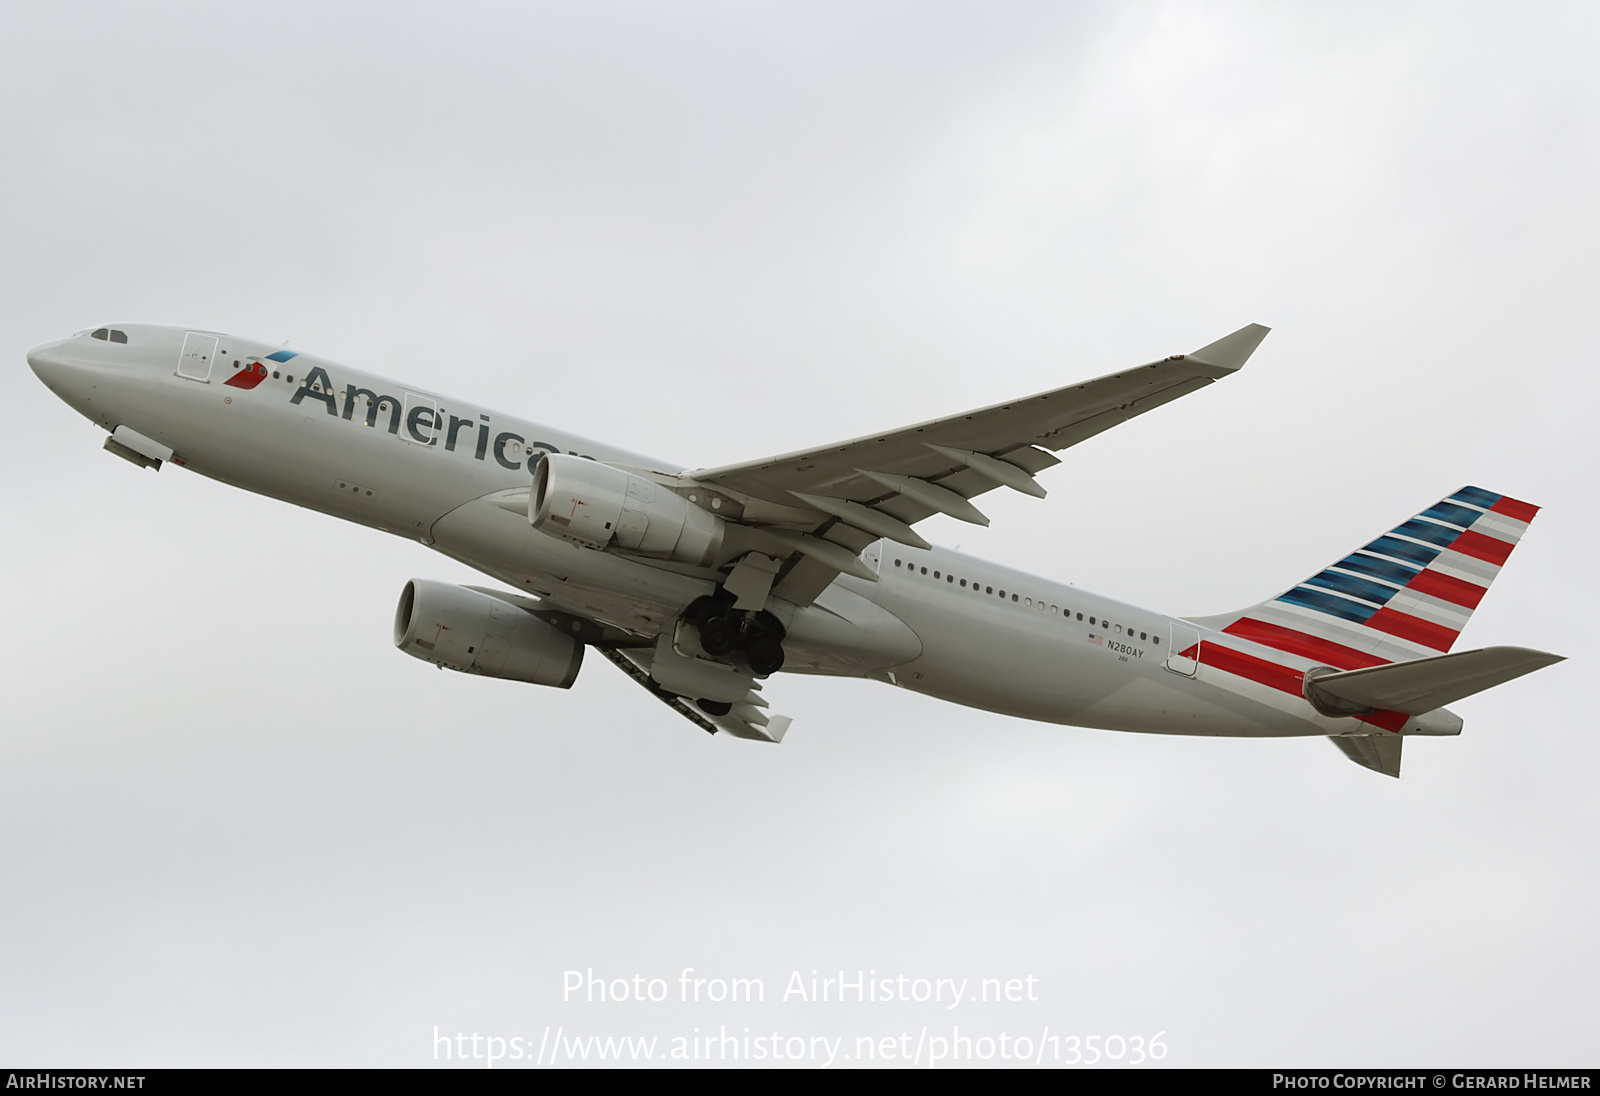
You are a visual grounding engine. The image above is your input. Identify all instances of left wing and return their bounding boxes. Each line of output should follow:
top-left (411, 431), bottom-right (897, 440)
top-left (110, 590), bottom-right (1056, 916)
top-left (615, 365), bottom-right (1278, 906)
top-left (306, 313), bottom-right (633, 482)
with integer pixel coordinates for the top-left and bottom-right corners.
top-left (598, 646), bottom-right (791, 743)
top-left (683, 323), bottom-right (1269, 604)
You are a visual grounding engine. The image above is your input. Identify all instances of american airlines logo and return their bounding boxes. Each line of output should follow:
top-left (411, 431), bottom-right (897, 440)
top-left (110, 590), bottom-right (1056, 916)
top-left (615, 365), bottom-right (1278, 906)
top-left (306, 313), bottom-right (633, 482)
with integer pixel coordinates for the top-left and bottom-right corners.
top-left (225, 362), bottom-right (270, 390)
top-left (288, 364), bottom-right (571, 472)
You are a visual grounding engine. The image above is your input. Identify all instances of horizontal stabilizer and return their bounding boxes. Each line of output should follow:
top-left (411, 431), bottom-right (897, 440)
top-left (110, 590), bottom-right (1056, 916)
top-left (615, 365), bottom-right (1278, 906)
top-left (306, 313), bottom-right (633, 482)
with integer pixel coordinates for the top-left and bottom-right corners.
top-left (1310, 646), bottom-right (1564, 716)
top-left (1329, 735), bottom-right (1403, 778)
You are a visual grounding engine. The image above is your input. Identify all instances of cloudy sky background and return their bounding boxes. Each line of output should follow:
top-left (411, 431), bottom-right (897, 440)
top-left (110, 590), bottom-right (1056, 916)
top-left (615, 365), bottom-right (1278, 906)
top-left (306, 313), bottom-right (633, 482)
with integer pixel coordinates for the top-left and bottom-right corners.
top-left (1, 0), bottom-right (1595, 1067)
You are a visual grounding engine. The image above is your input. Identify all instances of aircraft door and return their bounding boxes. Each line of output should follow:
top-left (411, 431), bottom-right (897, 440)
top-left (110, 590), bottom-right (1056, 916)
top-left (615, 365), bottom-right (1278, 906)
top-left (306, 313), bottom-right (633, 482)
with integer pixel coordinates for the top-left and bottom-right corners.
top-left (401, 391), bottom-right (438, 446)
top-left (176, 332), bottom-right (217, 382)
top-left (1165, 623), bottom-right (1200, 676)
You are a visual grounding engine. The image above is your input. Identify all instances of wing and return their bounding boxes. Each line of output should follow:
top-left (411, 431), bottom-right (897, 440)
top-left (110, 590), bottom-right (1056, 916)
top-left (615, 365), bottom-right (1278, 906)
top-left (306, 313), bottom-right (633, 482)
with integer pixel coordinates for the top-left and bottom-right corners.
top-left (686, 323), bottom-right (1270, 604)
top-left (483, 590), bottom-right (794, 742)
top-left (598, 646), bottom-right (792, 743)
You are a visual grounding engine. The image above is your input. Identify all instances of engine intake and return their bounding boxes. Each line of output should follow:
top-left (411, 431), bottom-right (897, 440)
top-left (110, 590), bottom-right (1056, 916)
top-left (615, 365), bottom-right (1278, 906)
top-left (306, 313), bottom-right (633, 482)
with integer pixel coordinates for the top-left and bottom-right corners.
top-left (394, 579), bottom-right (583, 688)
top-left (532, 453), bottom-right (723, 566)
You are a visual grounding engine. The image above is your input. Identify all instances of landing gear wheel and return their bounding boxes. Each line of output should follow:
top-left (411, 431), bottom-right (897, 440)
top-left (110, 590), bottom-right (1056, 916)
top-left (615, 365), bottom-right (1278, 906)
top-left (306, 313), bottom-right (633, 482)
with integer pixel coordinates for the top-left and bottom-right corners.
top-left (746, 634), bottom-right (785, 676)
top-left (695, 698), bottom-right (732, 717)
top-left (698, 615), bottom-right (740, 657)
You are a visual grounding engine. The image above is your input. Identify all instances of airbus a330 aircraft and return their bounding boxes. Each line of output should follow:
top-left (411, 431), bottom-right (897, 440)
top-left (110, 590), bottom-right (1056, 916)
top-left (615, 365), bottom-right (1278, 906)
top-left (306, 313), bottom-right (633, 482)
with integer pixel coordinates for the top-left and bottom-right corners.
top-left (28, 322), bottom-right (1561, 777)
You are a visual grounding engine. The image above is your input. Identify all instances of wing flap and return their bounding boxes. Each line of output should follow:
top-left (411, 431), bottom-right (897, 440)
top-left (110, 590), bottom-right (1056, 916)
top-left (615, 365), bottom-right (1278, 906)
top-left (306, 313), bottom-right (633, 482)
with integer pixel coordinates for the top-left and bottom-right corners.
top-left (996, 445), bottom-right (1062, 475)
top-left (771, 554), bottom-right (843, 605)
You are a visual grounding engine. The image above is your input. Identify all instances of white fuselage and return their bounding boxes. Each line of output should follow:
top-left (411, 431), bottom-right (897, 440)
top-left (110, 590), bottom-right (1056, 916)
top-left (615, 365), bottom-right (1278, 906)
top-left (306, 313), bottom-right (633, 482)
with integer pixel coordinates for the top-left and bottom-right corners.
top-left (28, 323), bottom-right (1378, 740)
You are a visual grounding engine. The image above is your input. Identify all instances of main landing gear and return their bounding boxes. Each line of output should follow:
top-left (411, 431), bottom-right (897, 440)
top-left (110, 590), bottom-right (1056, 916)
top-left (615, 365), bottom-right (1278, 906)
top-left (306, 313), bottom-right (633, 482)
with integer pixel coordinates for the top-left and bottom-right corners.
top-left (683, 594), bottom-right (787, 677)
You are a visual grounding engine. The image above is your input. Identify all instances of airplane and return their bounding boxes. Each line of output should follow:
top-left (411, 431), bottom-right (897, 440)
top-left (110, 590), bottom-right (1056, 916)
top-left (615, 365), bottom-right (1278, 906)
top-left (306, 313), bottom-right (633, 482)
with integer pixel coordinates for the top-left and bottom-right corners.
top-left (26, 321), bottom-right (1563, 778)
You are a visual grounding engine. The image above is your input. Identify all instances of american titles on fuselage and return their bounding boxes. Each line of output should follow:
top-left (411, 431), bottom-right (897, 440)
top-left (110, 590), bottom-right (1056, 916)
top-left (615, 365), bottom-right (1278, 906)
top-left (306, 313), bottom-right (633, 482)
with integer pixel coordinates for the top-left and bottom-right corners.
top-left (283, 361), bottom-right (577, 474)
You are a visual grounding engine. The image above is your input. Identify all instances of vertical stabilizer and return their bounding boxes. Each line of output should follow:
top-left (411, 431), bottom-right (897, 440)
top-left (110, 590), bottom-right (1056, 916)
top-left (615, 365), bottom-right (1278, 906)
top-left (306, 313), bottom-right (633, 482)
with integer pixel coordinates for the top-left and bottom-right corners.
top-left (1219, 487), bottom-right (1539, 669)
top-left (1329, 735), bottom-right (1403, 778)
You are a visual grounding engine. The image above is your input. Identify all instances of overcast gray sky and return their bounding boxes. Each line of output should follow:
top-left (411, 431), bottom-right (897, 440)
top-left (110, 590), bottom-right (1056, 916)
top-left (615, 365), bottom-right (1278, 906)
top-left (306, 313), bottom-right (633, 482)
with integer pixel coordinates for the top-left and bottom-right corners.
top-left (2, 0), bottom-right (1596, 1067)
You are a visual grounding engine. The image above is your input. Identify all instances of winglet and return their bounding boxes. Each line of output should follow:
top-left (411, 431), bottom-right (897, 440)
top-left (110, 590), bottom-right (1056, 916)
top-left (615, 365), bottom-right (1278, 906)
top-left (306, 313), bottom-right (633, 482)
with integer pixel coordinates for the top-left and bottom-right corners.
top-left (1187, 323), bottom-right (1271, 372)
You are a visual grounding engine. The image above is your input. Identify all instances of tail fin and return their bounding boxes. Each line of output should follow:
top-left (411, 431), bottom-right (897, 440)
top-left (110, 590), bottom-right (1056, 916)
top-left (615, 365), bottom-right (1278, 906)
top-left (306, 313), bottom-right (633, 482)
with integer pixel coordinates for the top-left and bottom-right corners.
top-left (1215, 486), bottom-right (1540, 668)
top-left (1330, 735), bottom-right (1403, 779)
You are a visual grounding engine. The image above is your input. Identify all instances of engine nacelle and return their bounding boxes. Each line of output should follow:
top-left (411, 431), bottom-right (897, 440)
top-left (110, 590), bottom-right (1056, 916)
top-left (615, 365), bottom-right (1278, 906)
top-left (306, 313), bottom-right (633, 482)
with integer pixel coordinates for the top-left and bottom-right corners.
top-left (394, 579), bottom-right (583, 688)
top-left (532, 452), bottom-right (724, 566)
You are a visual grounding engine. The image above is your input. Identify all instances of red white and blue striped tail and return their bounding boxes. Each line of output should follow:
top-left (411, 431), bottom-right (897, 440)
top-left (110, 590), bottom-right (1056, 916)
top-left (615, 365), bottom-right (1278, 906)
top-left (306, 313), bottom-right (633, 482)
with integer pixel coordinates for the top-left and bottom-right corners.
top-left (1220, 487), bottom-right (1539, 669)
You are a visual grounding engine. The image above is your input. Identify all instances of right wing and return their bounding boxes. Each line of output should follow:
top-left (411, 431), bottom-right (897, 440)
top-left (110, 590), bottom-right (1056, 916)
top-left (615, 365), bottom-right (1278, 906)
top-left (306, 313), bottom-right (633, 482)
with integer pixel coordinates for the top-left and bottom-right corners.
top-left (683, 324), bottom-right (1270, 604)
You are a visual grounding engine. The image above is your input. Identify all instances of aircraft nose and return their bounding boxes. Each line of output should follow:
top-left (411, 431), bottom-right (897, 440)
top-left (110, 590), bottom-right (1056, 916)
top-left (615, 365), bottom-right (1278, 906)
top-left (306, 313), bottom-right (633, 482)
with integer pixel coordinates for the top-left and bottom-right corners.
top-left (27, 339), bottom-right (72, 388)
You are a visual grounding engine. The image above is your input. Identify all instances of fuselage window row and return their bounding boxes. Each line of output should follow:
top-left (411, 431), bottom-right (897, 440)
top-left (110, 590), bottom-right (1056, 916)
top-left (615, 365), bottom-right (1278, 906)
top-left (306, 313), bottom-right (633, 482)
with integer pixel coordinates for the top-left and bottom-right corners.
top-left (892, 558), bottom-right (1156, 643)
top-left (232, 359), bottom-right (296, 384)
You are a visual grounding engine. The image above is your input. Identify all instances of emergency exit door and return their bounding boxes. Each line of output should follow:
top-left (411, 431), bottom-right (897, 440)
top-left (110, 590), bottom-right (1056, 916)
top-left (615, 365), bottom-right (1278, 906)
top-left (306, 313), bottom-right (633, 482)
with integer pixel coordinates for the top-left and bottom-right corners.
top-left (1165, 623), bottom-right (1201, 676)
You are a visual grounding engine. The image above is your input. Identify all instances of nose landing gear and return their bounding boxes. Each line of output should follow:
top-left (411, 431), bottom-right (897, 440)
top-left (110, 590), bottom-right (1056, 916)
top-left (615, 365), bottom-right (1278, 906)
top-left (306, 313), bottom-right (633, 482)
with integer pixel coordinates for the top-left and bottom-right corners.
top-left (683, 594), bottom-right (787, 677)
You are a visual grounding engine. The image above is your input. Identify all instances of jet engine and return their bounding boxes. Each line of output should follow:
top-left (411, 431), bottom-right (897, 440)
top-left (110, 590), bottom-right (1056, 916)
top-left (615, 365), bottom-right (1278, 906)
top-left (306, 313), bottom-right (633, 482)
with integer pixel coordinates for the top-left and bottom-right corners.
top-left (532, 453), bottom-right (724, 566)
top-left (394, 579), bottom-right (583, 687)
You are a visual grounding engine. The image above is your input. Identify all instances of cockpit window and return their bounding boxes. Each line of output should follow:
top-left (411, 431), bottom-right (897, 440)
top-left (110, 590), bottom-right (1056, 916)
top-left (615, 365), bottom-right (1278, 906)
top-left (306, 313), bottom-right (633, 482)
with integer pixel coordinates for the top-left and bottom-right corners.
top-left (109, 330), bottom-right (127, 343)
top-left (91, 328), bottom-right (109, 340)
top-left (89, 327), bottom-right (128, 343)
